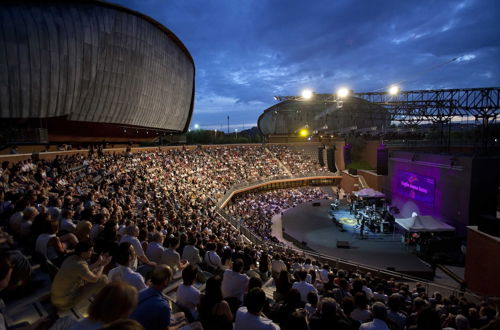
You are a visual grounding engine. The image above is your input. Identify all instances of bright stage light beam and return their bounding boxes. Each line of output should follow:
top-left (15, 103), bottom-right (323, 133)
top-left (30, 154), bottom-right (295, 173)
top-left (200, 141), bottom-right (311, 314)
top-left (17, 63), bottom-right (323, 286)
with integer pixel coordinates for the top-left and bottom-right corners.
top-left (337, 87), bottom-right (349, 98)
top-left (301, 89), bottom-right (313, 100)
top-left (389, 85), bottom-right (400, 95)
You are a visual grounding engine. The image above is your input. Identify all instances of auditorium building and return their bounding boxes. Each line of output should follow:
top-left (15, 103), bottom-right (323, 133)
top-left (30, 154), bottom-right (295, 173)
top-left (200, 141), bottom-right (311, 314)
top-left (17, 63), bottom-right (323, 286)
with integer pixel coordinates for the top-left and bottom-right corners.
top-left (0, 0), bottom-right (195, 143)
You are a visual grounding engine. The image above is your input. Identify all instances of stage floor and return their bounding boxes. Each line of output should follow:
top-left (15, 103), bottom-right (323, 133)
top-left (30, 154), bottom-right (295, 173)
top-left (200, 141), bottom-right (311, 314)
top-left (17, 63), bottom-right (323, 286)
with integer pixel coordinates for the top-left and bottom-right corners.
top-left (281, 200), bottom-right (432, 276)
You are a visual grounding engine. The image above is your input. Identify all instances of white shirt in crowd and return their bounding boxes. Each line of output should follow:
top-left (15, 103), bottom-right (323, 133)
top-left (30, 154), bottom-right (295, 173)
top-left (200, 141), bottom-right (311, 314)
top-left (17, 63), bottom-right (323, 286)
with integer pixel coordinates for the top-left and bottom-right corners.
top-left (234, 306), bottom-right (280, 330)
top-left (204, 250), bottom-right (223, 269)
top-left (373, 291), bottom-right (388, 303)
top-left (318, 269), bottom-right (329, 283)
top-left (221, 269), bottom-right (249, 302)
top-left (108, 265), bottom-right (146, 291)
top-left (292, 280), bottom-right (317, 303)
top-left (359, 318), bottom-right (389, 330)
top-left (271, 259), bottom-right (287, 274)
top-left (182, 245), bottom-right (202, 265)
top-left (351, 308), bottom-right (372, 323)
top-left (120, 235), bottom-right (145, 270)
top-left (176, 284), bottom-right (201, 317)
top-left (60, 218), bottom-right (76, 233)
top-left (146, 241), bottom-right (164, 264)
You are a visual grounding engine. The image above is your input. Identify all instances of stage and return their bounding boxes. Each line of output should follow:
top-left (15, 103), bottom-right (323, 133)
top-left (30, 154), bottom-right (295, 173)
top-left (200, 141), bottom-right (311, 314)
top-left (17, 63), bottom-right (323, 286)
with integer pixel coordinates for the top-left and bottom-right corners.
top-left (281, 200), bottom-right (434, 278)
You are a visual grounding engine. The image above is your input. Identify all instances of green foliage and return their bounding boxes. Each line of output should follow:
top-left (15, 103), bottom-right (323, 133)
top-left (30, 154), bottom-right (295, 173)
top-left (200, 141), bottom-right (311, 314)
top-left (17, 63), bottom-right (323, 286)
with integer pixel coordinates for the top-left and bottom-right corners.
top-left (346, 160), bottom-right (374, 170)
top-left (186, 129), bottom-right (263, 144)
top-left (346, 136), bottom-right (367, 162)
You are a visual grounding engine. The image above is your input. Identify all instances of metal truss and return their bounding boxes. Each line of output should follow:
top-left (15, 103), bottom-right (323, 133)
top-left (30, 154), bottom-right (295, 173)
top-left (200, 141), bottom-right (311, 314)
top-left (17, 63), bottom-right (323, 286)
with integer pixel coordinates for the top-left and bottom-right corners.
top-left (275, 88), bottom-right (500, 124)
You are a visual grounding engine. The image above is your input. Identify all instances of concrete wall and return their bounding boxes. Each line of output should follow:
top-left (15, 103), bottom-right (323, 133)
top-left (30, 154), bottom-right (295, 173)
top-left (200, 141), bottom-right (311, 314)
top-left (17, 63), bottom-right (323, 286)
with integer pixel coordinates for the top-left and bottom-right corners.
top-left (341, 171), bottom-right (360, 193)
top-left (0, 1), bottom-right (194, 132)
top-left (359, 140), bottom-right (381, 169)
top-left (386, 152), bottom-right (474, 235)
top-left (358, 170), bottom-right (386, 193)
top-left (465, 227), bottom-right (500, 296)
top-left (335, 140), bottom-right (346, 170)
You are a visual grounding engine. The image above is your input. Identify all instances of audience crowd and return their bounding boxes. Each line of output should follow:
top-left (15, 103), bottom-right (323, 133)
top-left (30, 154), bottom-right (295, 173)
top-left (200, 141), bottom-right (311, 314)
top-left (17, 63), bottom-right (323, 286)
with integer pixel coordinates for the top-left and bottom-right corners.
top-left (267, 146), bottom-right (328, 176)
top-left (0, 145), bottom-right (497, 330)
top-left (226, 188), bottom-right (330, 241)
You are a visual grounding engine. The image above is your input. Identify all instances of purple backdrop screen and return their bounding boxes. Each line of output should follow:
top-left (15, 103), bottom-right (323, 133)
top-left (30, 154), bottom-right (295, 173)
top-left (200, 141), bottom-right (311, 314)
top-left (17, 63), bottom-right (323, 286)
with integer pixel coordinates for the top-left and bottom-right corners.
top-left (395, 171), bottom-right (436, 205)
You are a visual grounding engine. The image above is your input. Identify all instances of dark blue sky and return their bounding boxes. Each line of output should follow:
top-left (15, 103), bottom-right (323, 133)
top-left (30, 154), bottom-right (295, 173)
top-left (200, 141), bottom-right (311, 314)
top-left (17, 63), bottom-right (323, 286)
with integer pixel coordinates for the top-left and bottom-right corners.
top-left (110, 0), bottom-right (500, 131)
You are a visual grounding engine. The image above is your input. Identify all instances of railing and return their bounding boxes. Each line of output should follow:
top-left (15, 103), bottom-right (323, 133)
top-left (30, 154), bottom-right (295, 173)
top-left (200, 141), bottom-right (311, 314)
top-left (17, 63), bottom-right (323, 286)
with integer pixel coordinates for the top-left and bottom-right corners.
top-left (357, 174), bottom-right (368, 189)
top-left (217, 183), bottom-right (490, 304)
top-left (216, 172), bottom-right (340, 208)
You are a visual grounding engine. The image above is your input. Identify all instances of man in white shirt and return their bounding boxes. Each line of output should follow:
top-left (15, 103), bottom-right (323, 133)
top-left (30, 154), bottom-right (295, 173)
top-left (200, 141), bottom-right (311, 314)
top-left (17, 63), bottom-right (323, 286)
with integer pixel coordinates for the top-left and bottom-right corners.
top-left (59, 209), bottom-right (76, 233)
top-left (120, 225), bottom-right (156, 272)
top-left (181, 237), bottom-right (202, 267)
top-left (108, 242), bottom-right (147, 291)
top-left (292, 270), bottom-right (317, 303)
top-left (175, 265), bottom-right (201, 320)
top-left (234, 288), bottom-right (280, 330)
top-left (221, 259), bottom-right (249, 303)
top-left (359, 302), bottom-right (389, 330)
top-left (203, 242), bottom-right (223, 271)
top-left (271, 255), bottom-right (287, 278)
top-left (146, 232), bottom-right (165, 264)
top-left (160, 236), bottom-right (187, 272)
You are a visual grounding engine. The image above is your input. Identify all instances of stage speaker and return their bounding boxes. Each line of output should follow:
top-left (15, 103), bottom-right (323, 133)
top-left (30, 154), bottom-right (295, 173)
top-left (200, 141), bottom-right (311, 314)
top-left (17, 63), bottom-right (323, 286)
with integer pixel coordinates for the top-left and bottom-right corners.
top-left (326, 147), bottom-right (337, 172)
top-left (478, 215), bottom-right (500, 237)
top-left (318, 147), bottom-right (325, 166)
top-left (377, 147), bottom-right (389, 175)
top-left (336, 240), bottom-right (350, 249)
top-left (312, 202), bottom-right (321, 207)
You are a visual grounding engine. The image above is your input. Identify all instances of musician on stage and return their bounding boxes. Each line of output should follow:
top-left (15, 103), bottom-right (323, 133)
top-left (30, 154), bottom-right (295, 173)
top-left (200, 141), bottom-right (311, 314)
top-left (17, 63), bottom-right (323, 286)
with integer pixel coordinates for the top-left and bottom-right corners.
top-left (360, 219), bottom-right (366, 239)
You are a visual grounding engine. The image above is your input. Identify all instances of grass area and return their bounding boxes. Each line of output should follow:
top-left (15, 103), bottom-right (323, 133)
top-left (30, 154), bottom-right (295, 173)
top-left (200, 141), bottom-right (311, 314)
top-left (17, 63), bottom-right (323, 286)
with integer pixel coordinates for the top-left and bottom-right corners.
top-left (346, 160), bottom-right (374, 171)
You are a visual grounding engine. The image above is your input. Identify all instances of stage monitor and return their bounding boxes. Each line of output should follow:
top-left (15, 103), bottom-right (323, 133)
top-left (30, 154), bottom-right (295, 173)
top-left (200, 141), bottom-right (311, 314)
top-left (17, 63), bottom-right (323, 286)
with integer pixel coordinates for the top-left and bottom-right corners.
top-left (395, 171), bottom-right (436, 206)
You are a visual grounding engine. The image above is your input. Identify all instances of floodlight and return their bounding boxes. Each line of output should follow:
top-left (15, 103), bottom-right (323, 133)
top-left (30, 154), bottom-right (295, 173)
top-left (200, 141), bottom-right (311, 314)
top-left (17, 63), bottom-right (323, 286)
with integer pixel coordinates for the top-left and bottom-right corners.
top-left (337, 87), bottom-right (349, 98)
top-left (299, 128), bottom-right (309, 137)
top-left (301, 89), bottom-right (313, 100)
top-left (194, 124), bottom-right (200, 129)
top-left (389, 85), bottom-right (400, 95)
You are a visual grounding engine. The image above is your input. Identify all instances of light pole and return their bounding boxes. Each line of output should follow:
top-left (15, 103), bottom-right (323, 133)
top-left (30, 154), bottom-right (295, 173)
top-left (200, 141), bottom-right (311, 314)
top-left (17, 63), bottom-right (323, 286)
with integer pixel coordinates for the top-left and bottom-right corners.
top-left (235, 128), bottom-right (238, 139)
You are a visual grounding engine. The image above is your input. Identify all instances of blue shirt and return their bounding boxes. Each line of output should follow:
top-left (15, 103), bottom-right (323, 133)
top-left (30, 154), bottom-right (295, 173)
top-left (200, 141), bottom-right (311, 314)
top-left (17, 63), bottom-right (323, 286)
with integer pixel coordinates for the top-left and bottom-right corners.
top-left (130, 287), bottom-right (171, 330)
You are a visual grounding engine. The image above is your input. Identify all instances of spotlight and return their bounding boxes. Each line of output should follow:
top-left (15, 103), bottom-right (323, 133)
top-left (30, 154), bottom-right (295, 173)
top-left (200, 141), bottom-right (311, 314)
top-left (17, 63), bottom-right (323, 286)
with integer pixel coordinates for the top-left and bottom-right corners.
top-left (299, 129), bottom-right (309, 137)
top-left (337, 87), bottom-right (349, 98)
top-left (194, 124), bottom-right (200, 129)
top-left (301, 89), bottom-right (313, 100)
top-left (389, 85), bottom-right (400, 95)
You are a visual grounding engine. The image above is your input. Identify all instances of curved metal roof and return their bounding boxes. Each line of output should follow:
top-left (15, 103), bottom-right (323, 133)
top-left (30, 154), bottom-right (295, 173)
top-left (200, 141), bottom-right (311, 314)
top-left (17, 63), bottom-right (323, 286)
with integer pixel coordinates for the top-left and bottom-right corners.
top-left (0, 0), bottom-right (195, 133)
top-left (258, 97), bottom-right (389, 135)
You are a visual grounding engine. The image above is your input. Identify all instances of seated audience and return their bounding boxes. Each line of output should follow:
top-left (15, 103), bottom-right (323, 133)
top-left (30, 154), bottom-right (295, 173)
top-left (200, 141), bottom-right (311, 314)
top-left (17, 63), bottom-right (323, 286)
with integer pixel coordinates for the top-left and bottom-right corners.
top-left (175, 264), bottom-right (201, 321)
top-left (234, 287), bottom-right (280, 330)
top-left (51, 241), bottom-right (110, 311)
top-left (130, 265), bottom-right (187, 330)
top-left (108, 242), bottom-right (147, 291)
top-left (69, 281), bottom-right (138, 330)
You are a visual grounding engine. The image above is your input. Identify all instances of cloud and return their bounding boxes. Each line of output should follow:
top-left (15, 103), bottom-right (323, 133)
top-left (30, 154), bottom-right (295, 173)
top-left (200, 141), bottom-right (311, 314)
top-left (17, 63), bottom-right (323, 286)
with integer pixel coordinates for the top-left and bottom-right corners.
top-left (109, 0), bottom-right (500, 128)
top-left (455, 54), bottom-right (476, 62)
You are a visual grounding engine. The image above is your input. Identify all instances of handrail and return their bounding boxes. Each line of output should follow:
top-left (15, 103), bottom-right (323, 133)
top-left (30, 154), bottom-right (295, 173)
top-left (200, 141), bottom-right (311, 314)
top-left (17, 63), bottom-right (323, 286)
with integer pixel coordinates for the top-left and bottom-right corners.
top-left (216, 184), bottom-right (490, 303)
top-left (216, 172), bottom-right (340, 208)
top-left (217, 209), bottom-right (487, 302)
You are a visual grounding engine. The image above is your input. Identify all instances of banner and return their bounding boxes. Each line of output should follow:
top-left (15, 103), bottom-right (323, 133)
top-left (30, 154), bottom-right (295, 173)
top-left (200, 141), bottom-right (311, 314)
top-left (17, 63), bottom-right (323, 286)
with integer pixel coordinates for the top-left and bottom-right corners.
top-left (395, 171), bottom-right (436, 205)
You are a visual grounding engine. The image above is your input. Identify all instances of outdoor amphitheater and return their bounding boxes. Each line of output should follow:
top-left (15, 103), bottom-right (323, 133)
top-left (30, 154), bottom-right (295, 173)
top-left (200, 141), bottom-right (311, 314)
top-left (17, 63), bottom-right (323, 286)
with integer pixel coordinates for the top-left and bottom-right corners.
top-left (0, 1), bottom-right (499, 330)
